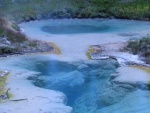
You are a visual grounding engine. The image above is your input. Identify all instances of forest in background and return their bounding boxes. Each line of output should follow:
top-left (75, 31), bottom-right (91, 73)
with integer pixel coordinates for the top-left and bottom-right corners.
top-left (0, 0), bottom-right (149, 22)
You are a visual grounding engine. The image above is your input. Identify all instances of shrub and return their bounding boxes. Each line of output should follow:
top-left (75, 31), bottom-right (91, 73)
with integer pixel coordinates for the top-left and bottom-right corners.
top-left (0, 0), bottom-right (149, 21)
top-left (126, 37), bottom-right (150, 64)
top-left (126, 40), bottom-right (139, 54)
top-left (0, 17), bottom-right (28, 43)
top-left (0, 47), bottom-right (19, 54)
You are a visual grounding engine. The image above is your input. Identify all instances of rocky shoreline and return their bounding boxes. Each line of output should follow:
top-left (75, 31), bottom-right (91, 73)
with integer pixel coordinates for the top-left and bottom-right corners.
top-left (87, 41), bottom-right (150, 94)
top-left (0, 34), bottom-right (61, 57)
top-left (0, 17), bottom-right (60, 57)
top-left (0, 18), bottom-right (61, 102)
top-left (88, 41), bottom-right (150, 67)
top-left (87, 40), bottom-right (150, 93)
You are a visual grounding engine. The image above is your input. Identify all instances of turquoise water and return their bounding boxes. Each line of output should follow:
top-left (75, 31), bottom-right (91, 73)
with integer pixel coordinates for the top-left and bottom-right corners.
top-left (42, 25), bottom-right (111, 34)
top-left (16, 19), bottom-right (150, 112)
top-left (2, 55), bottom-right (150, 113)
top-left (41, 19), bottom-right (150, 34)
top-left (20, 57), bottom-right (121, 111)
top-left (27, 59), bottom-right (118, 107)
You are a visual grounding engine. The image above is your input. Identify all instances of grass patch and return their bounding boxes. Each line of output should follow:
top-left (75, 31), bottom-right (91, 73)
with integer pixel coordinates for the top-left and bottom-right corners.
top-left (0, 47), bottom-right (19, 54)
top-left (11, 23), bottom-right (20, 31)
top-left (0, 76), bottom-right (7, 96)
top-left (0, 17), bottom-right (28, 43)
top-left (148, 81), bottom-right (150, 90)
top-left (0, 71), bottom-right (10, 96)
top-left (86, 52), bottom-right (92, 60)
top-left (0, 17), bottom-right (55, 55)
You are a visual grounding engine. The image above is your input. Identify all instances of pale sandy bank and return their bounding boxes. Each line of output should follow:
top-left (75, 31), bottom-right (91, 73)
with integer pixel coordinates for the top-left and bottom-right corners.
top-left (0, 55), bottom-right (72, 113)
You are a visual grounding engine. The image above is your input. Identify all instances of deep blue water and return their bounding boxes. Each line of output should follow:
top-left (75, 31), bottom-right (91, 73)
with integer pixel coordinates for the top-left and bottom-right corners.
top-left (27, 59), bottom-right (119, 107)
top-left (5, 55), bottom-right (150, 113)
top-left (16, 19), bottom-right (150, 112)
top-left (20, 57), bottom-right (138, 113)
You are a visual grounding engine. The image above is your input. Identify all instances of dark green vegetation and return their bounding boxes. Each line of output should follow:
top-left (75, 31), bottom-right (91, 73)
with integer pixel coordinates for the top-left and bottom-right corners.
top-left (0, 17), bottom-right (53, 55)
top-left (0, 0), bottom-right (149, 22)
top-left (125, 37), bottom-right (150, 64)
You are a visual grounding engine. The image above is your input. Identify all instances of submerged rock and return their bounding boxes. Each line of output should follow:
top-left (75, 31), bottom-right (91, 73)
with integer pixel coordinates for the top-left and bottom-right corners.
top-left (25, 59), bottom-right (150, 113)
top-left (44, 71), bottom-right (85, 89)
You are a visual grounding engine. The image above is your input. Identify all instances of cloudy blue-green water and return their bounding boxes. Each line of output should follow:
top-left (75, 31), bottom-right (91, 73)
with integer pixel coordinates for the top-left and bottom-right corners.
top-left (41, 25), bottom-right (110, 34)
top-left (26, 58), bottom-right (118, 106)
top-left (23, 58), bottom-right (122, 112)
top-left (17, 19), bottom-right (150, 113)
top-left (2, 55), bottom-right (150, 113)
top-left (41, 19), bottom-right (150, 34)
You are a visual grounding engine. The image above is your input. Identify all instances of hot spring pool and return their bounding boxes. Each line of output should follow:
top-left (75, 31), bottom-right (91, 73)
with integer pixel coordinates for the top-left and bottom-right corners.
top-left (40, 19), bottom-right (150, 34)
top-left (3, 19), bottom-right (148, 113)
top-left (2, 55), bottom-right (150, 113)
top-left (19, 19), bottom-right (150, 59)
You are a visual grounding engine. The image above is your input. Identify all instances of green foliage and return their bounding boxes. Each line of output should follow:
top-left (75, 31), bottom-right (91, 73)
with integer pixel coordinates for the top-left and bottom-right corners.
top-left (126, 40), bottom-right (139, 54)
top-left (126, 37), bottom-right (150, 64)
top-left (0, 0), bottom-right (149, 21)
top-left (0, 28), bottom-right (5, 37)
top-left (28, 41), bottom-right (37, 47)
top-left (5, 28), bottom-right (27, 43)
top-left (0, 76), bottom-right (7, 95)
top-left (0, 17), bottom-right (28, 43)
top-left (0, 47), bottom-right (19, 54)
top-left (0, 17), bottom-right (54, 56)
top-left (0, 71), bottom-right (9, 96)
top-left (11, 23), bottom-right (20, 31)
top-left (21, 7), bottom-right (36, 21)
top-left (148, 80), bottom-right (150, 90)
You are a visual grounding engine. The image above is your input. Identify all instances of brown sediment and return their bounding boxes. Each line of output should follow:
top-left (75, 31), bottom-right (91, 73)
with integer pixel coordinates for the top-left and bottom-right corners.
top-left (49, 42), bottom-right (61, 54)
top-left (87, 41), bottom-right (128, 60)
top-left (86, 45), bottom-right (101, 59)
top-left (130, 65), bottom-right (150, 74)
top-left (91, 41), bottom-right (128, 53)
top-left (0, 71), bottom-right (13, 102)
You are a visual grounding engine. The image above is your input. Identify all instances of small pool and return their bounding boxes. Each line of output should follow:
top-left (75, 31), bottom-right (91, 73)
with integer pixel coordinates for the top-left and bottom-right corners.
top-left (40, 19), bottom-right (150, 34)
